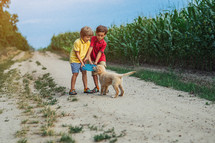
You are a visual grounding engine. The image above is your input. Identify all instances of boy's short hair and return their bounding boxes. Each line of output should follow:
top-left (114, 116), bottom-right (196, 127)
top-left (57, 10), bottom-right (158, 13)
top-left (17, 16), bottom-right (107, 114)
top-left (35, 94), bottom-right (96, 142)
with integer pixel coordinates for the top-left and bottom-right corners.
top-left (96, 25), bottom-right (108, 34)
top-left (80, 26), bottom-right (94, 37)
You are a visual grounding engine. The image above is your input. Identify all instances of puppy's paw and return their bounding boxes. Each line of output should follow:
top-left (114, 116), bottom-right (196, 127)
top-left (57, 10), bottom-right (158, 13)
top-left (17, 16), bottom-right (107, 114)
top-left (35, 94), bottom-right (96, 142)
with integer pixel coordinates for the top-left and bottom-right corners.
top-left (111, 95), bottom-right (117, 98)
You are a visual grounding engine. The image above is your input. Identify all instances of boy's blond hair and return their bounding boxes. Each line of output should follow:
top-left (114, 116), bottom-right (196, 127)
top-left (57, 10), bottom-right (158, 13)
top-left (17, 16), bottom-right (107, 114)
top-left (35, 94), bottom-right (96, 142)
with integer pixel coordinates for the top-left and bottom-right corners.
top-left (80, 26), bottom-right (94, 38)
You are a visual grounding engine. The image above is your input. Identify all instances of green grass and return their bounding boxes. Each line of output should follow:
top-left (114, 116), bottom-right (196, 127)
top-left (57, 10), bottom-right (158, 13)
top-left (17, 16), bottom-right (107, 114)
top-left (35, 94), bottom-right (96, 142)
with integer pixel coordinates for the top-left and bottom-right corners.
top-left (93, 127), bottom-right (125, 142)
top-left (59, 134), bottom-right (75, 143)
top-left (94, 133), bottom-right (112, 142)
top-left (36, 61), bottom-right (41, 66)
top-left (69, 125), bottom-right (83, 134)
top-left (0, 109), bottom-right (3, 114)
top-left (34, 73), bottom-right (66, 98)
top-left (107, 66), bottom-right (215, 101)
top-left (17, 138), bottom-right (28, 143)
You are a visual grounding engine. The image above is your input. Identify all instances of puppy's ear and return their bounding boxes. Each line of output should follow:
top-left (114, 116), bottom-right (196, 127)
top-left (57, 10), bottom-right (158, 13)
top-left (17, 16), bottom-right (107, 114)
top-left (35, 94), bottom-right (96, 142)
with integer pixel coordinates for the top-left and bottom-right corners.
top-left (97, 68), bottom-right (101, 73)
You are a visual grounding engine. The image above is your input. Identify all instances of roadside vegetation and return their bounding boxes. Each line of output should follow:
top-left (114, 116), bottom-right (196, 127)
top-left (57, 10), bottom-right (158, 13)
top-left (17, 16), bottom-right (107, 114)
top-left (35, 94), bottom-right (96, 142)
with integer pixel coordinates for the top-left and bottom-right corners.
top-left (107, 65), bottom-right (215, 102)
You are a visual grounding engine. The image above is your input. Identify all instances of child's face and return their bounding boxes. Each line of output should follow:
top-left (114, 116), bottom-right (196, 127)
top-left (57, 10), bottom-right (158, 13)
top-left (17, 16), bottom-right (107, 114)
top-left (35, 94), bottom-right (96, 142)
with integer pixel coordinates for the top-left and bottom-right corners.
top-left (83, 36), bottom-right (91, 42)
top-left (96, 32), bottom-right (106, 41)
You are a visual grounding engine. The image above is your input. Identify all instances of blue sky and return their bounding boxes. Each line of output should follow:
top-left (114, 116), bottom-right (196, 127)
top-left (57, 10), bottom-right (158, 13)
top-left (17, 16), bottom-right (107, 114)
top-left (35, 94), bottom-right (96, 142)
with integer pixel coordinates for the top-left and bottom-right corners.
top-left (8, 0), bottom-right (190, 49)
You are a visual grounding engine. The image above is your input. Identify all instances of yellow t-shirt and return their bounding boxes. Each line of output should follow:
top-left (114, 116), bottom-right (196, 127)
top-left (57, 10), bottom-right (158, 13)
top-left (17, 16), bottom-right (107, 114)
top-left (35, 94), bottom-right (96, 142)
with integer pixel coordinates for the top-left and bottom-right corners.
top-left (70, 38), bottom-right (90, 63)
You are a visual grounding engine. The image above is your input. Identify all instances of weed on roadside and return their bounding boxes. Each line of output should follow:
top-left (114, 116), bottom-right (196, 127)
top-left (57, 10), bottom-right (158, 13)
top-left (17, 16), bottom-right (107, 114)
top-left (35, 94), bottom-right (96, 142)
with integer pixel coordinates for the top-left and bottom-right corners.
top-left (67, 97), bottom-right (78, 102)
top-left (21, 119), bottom-right (29, 124)
top-left (17, 138), bottom-right (28, 143)
top-left (15, 128), bottom-right (28, 138)
top-left (42, 67), bottom-right (47, 70)
top-left (88, 124), bottom-right (98, 131)
top-left (0, 109), bottom-right (3, 114)
top-left (93, 128), bottom-right (126, 142)
top-left (34, 73), bottom-right (66, 99)
top-left (69, 125), bottom-right (83, 134)
top-left (59, 134), bottom-right (75, 143)
top-left (41, 126), bottom-right (55, 136)
top-left (36, 61), bottom-right (41, 66)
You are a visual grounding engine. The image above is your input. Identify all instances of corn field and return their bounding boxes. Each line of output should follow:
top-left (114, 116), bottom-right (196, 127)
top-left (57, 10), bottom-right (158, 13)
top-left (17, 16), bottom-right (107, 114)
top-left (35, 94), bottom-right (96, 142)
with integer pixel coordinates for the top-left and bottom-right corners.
top-left (106, 0), bottom-right (215, 71)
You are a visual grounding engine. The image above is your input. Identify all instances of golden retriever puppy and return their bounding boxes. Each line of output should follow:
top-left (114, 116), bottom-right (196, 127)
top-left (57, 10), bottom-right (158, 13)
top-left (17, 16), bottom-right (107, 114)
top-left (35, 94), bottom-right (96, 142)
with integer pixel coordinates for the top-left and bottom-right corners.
top-left (93, 65), bottom-right (136, 98)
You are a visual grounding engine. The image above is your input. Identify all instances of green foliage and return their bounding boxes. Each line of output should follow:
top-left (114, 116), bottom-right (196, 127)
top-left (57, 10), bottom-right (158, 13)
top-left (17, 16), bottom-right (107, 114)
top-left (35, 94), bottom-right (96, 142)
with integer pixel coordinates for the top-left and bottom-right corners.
top-left (47, 32), bottom-right (80, 53)
top-left (69, 125), bottom-right (83, 134)
top-left (34, 73), bottom-right (66, 98)
top-left (59, 134), bottom-right (75, 143)
top-left (106, 0), bottom-right (215, 71)
top-left (0, 0), bottom-right (30, 50)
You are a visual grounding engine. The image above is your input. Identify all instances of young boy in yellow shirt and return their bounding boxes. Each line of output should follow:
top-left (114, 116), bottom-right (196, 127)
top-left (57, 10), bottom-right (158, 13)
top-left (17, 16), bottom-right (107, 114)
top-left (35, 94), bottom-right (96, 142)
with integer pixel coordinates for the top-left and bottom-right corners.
top-left (69, 26), bottom-right (94, 95)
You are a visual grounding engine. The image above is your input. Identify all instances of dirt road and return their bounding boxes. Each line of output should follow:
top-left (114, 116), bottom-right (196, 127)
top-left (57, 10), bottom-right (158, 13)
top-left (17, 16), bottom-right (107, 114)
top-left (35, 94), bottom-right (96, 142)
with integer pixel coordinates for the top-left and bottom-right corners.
top-left (1, 51), bottom-right (215, 143)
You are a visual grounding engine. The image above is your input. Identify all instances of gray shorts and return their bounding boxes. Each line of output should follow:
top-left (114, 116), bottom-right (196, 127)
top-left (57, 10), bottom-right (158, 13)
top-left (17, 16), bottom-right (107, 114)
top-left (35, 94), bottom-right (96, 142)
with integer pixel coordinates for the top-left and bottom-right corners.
top-left (70, 63), bottom-right (82, 73)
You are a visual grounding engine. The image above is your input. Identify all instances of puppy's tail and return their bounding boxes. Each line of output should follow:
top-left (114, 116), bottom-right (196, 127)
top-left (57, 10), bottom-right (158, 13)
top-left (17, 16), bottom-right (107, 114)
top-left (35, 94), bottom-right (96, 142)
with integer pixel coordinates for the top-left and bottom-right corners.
top-left (121, 71), bottom-right (136, 77)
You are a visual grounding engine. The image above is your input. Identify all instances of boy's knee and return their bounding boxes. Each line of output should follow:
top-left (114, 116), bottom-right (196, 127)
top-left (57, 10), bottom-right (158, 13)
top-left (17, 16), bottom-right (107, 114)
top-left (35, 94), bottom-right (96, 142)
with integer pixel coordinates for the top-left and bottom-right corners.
top-left (73, 73), bottom-right (79, 76)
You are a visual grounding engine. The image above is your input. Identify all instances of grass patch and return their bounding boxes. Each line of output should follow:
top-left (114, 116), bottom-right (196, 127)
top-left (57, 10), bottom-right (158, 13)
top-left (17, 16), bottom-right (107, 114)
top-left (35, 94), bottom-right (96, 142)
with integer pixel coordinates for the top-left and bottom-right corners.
top-left (28, 120), bottom-right (39, 124)
top-left (94, 133), bottom-right (112, 142)
top-left (69, 125), bottom-right (83, 134)
top-left (34, 73), bottom-right (66, 98)
top-left (36, 61), bottom-right (41, 66)
top-left (41, 128), bottom-right (55, 136)
top-left (15, 128), bottom-right (28, 137)
top-left (0, 109), bottom-right (3, 114)
top-left (17, 138), bottom-right (28, 143)
top-left (59, 134), bottom-right (75, 143)
top-left (88, 124), bottom-right (98, 131)
top-left (93, 128), bottom-right (126, 142)
top-left (42, 67), bottom-right (47, 70)
top-left (41, 107), bottom-right (57, 127)
top-left (67, 97), bottom-right (78, 102)
top-left (107, 66), bottom-right (215, 101)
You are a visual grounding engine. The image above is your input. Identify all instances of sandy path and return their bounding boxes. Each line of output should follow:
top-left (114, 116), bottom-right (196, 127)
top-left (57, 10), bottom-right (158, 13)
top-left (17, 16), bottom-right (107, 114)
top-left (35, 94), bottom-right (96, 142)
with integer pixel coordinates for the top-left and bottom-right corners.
top-left (2, 51), bottom-right (215, 143)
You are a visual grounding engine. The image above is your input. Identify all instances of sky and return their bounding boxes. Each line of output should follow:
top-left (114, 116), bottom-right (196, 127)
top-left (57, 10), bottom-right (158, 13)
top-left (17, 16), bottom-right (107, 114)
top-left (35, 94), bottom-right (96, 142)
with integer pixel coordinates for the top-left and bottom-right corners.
top-left (7, 0), bottom-right (190, 49)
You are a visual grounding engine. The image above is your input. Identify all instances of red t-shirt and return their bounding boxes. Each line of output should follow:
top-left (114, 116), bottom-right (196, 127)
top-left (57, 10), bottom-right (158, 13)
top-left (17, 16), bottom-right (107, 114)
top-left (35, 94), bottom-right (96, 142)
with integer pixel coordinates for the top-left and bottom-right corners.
top-left (90, 36), bottom-right (106, 63)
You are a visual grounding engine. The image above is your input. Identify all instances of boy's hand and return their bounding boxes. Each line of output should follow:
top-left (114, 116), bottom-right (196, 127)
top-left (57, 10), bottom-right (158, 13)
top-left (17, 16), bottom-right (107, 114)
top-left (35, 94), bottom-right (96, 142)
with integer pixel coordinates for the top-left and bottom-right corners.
top-left (89, 61), bottom-right (93, 65)
top-left (83, 57), bottom-right (88, 62)
top-left (81, 62), bottom-right (85, 67)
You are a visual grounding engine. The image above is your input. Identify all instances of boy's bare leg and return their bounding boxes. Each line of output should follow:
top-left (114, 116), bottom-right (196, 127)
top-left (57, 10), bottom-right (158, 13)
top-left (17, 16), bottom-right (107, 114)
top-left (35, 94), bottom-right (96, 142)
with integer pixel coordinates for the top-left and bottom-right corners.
top-left (82, 71), bottom-right (87, 89)
top-left (93, 75), bottom-right (99, 88)
top-left (71, 73), bottom-right (78, 90)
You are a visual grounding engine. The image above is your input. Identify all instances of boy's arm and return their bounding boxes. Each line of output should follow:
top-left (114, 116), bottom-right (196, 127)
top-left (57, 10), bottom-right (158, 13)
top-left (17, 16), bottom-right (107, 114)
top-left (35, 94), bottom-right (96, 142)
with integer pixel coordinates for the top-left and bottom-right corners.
top-left (75, 51), bottom-right (85, 67)
top-left (95, 42), bottom-right (106, 65)
top-left (84, 46), bottom-right (93, 62)
top-left (94, 51), bottom-right (102, 65)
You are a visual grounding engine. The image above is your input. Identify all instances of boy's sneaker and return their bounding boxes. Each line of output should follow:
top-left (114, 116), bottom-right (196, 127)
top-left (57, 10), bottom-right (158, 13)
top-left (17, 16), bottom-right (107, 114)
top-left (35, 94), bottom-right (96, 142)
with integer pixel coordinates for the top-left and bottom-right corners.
top-left (84, 88), bottom-right (93, 94)
top-left (69, 89), bottom-right (77, 95)
top-left (92, 87), bottom-right (99, 93)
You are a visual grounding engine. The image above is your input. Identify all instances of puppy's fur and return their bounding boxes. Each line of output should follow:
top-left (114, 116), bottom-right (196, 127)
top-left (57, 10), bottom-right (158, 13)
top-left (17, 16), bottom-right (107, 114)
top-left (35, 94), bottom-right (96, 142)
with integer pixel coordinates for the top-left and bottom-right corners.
top-left (93, 65), bottom-right (136, 98)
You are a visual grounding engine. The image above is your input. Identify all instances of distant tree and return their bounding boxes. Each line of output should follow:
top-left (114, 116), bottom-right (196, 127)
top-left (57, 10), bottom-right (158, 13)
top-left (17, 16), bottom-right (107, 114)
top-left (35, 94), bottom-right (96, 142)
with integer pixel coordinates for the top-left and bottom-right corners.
top-left (0, 0), bottom-right (30, 50)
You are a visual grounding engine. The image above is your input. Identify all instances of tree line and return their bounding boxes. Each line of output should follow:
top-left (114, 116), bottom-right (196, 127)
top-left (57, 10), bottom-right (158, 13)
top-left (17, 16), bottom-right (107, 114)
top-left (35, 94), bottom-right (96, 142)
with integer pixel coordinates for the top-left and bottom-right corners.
top-left (0, 0), bottom-right (30, 51)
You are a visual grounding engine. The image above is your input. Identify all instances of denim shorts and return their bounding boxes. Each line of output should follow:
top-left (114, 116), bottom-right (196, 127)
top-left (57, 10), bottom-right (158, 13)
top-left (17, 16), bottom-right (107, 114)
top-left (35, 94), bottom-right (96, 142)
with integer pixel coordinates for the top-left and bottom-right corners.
top-left (70, 63), bottom-right (82, 73)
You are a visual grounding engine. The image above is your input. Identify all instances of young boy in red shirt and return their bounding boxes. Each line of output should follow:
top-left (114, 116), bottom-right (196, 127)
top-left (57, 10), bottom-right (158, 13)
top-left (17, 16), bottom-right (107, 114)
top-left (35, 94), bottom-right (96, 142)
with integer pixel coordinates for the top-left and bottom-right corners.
top-left (85, 25), bottom-right (108, 93)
